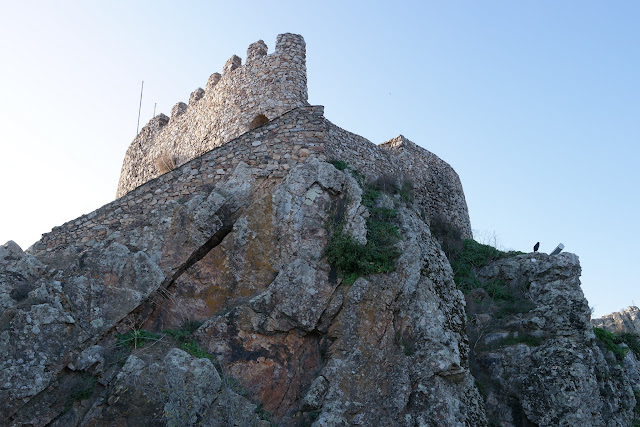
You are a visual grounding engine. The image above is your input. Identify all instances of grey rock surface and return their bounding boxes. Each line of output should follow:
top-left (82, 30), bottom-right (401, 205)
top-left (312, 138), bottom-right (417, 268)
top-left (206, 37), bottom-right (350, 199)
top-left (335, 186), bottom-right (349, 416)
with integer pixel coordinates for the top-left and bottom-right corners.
top-left (1, 159), bottom-right (487, 426)
top-left (593, 306), bottom-right (640, 335)
top-left (468, 252), bottom-right (638, 426)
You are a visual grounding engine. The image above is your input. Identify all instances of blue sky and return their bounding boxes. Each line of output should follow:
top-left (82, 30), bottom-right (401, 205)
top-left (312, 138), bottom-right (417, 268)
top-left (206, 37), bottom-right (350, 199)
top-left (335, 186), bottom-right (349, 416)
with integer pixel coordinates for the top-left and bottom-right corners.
top-left (0, 1), bottom-right (638, 317)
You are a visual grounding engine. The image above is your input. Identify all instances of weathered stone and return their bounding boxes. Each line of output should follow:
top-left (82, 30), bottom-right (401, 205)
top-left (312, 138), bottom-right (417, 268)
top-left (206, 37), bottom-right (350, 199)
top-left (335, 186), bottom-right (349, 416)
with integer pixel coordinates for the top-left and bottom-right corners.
top-left (171, 102), bottom-right (187, 118)
top-left (246, 40), bottom-right (268, 63)
top-left (468, 252), bottom-right (637, 426)
top-left (5, 30), bottom-right (633, 427)
top-left (189, 87), bottom-right (205, 105)
top-left (593, 306), bottom-right (640, 335)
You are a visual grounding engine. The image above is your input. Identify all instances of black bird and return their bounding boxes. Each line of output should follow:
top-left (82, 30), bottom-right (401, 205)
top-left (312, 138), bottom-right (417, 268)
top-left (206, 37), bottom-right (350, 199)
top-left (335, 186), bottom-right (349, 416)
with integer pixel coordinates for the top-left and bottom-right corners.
top-left (533, 242), bottom-right (540, 252)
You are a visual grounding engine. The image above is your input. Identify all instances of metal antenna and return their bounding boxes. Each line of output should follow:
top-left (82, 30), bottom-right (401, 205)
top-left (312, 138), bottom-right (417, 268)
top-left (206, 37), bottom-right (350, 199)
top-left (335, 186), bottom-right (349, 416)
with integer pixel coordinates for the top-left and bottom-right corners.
top-left (153, 103), bottom-right (157, 118)
top-left (136, 81), bottom-right (144, 134)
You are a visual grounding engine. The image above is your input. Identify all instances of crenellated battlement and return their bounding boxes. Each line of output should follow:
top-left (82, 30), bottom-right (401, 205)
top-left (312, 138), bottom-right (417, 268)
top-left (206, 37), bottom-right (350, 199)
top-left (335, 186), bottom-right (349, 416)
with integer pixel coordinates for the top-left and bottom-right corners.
top-left (116, 33), bottom-right (308, 198)
top-left (113, 32), bottom-right (472, 239)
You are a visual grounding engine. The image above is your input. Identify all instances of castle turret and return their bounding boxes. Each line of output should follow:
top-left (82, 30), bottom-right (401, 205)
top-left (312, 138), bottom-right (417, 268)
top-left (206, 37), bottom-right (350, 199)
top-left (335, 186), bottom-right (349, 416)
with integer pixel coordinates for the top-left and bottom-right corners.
top-left (116, 33), bottom-right (309, 198)
top-left (246, 40), bottom-right (267, 63)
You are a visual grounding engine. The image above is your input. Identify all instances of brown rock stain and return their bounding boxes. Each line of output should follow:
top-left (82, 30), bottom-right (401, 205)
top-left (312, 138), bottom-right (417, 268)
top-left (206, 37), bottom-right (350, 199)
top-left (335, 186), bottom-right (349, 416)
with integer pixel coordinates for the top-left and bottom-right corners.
top-left (223, 331), bottom-right (323, 417)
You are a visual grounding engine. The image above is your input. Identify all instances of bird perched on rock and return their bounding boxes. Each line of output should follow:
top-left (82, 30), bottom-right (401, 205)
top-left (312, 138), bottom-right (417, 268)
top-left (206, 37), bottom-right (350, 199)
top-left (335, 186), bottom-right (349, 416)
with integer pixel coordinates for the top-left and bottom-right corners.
top-left (533, 242), bottom-right (540, 252)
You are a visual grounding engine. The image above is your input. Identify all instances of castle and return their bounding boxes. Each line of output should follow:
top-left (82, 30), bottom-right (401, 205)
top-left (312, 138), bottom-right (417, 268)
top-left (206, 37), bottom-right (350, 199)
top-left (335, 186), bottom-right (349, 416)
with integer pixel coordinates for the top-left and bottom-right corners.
top-left (33, 33), bottom-right (471, 256)
top-left (11, 34), bottom-right (637, 427)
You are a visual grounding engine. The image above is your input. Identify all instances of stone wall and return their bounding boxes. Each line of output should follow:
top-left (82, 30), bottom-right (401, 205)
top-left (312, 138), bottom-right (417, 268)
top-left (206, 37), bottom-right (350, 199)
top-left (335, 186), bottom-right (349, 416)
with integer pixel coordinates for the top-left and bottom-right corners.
top-left (33, 106), bottom-right (325, 257)
top-left (323, 121), bottom-right (473, 239)
top-left (113, 31), bottom-right (472, 239)
top-left (116, 33), bottom-right (308, 198)
top-left (380, 136), bottom-right (472, 239)
top-left (35, 104), bottom-right (472, 258)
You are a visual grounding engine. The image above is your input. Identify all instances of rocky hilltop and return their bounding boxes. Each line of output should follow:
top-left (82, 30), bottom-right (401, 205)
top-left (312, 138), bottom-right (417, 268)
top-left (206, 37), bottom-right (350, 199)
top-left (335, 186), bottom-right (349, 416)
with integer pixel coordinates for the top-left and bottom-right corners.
top-left (1, 158), bottom-right (485, 426)
top-left (593, 306), bottom-right (640, 336)
top-left (464, 251), bottom-right (640, 425)
top-left (2, 33), bottom-right (640, 426)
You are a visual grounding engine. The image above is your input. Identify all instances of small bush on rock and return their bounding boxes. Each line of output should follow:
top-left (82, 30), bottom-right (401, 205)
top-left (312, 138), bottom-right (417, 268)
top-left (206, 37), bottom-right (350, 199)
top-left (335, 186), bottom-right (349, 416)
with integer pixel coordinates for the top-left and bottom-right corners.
top-left (593, 327), bottom-right (628, 361)
top-left (324, 166), bottom-right (404, 285)
top-left (328, 159), bottom-right (348, 171)
top-left (620, 333), bottom-right (640, 359)
top-left (116, 329), bottom-right (161, 350)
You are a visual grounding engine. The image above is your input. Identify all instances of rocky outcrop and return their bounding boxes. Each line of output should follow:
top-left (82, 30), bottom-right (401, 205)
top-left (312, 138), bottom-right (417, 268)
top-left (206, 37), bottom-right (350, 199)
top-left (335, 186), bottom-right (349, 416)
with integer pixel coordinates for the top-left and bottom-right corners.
top-left (0, 162), bottom-right (255, 426)
top-left (593, 306), bottom-right (640, 335)
top-left (0, 159), bottom-right (486, 426)
top-left (466, 252), bottom-right (638, 426)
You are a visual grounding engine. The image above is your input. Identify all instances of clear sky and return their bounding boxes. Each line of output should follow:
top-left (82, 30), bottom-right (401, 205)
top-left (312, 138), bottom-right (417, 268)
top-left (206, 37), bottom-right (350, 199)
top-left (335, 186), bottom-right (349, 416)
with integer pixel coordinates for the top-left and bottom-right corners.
top-left (0, 1), bottom-right (638, 318)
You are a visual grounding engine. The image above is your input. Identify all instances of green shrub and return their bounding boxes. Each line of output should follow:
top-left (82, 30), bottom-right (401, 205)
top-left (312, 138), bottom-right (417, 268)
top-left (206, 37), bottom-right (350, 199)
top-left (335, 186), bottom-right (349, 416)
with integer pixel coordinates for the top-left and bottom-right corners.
top-left (325, 228), bottom-right (373, 285)
top-left (481, 279), bottom-right (513, 302)
top-left (164, 320), bottom-right (213, 361)
top-left (325, 178), bottom-right (402, 285)
top-left (593, 327), bottom-right (628, 361)
top-left (361, 188), bottom-right (381, 208)
top-left (619, 333), bottom-right (640, 359)
top-left (324, 222), bottom-right (399, 285)
top-left (179, 340), bottom-right (213, 360)
top-left (448, 239), bottom-right (522, 297)
top-left (329, 160), bottom-right (348, 171)
top-left (116, 329), bottom-right (161, 350)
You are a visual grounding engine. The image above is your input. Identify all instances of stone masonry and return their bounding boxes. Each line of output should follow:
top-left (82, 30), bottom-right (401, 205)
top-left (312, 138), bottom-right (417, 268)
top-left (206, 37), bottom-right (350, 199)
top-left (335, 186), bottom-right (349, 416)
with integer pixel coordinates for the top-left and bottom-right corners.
top-left (116, 33), bottom-right (308, 198)
top-left (323, 127), bottom-right (472, 239)
top-left (33, 107), bottom-right (325, 257)
top-left (37, 33), bottom-right (471, 258)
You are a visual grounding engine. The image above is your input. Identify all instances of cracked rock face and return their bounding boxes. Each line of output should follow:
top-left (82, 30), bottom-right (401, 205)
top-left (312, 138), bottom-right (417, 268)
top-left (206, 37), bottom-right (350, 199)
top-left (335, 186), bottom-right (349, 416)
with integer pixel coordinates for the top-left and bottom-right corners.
top-left (190, 159), bottom-right (485, 426)
top-left (468, 253), bottom-right (637, 426)
top-left (0, 159), bottom-right (486, 425)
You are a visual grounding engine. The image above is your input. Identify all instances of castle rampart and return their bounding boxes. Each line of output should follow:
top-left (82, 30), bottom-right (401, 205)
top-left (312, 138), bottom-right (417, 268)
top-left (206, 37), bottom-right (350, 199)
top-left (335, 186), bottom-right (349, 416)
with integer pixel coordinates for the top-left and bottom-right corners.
top-left (323, 122), bottom-right (473, 239)
top-left (33, 104), bottom-right (472, 260)
top-left (38, 33), bottom-right (472, 259)
top-left (116, 33), bottom-right (308, 198)
top-left (34, 106), bottom-right (325, 258)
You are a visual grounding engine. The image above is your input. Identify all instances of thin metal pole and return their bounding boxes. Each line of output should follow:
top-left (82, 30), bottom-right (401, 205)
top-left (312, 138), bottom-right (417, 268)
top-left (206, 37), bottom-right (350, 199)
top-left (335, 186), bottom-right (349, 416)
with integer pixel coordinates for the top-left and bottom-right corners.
top-left (136, 81), bottom-right (144, 134)
top-left (153, 103), bottom-right (156, 118)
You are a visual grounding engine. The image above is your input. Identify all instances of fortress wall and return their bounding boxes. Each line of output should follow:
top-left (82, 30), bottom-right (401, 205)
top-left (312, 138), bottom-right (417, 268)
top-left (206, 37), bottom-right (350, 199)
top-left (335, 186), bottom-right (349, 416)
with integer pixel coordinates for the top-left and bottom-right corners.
top-left (116, 33), bottom-right (308, 198)
top-left (32, 105), bottom-right (471, 259)
top-left (324, 121), bottom-right (472, 239)
top-left (33, 106), bottom-right (325, 257)
top-left (379, 136), bottom-right (472, 239)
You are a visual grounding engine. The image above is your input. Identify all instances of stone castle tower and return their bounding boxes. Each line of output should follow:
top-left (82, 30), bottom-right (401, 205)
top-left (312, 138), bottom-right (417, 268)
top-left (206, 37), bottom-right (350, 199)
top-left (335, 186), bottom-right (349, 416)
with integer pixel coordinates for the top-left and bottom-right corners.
top-left (115, 33), bottom-right (473, 239)
top-left (117, 33), bottom-right (308, 198)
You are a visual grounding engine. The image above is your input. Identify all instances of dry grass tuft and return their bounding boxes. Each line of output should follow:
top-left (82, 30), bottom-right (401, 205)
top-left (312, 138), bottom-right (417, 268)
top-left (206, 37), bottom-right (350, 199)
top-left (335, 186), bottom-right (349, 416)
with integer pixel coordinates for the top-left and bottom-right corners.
top-left (155, 153), bottom-right (178, 174)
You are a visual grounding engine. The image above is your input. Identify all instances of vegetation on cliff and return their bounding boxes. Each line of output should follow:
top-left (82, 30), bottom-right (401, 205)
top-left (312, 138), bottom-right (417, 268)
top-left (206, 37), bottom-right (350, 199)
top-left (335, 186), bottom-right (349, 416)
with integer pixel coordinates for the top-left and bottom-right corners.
top-left (324, 162), bottom-right (406, 285)
top-left (593, 326), bottom-right (640, 362)
top-left (429, 214), bottom-right (522, 300)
